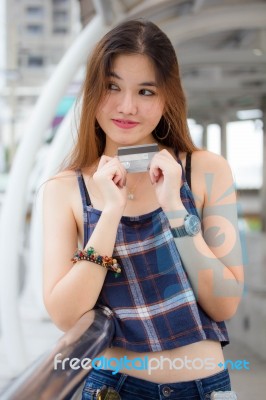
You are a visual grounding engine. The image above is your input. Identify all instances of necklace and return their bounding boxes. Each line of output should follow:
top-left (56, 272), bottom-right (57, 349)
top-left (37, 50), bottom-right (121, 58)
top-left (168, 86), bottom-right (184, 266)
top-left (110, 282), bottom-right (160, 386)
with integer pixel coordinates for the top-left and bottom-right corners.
top-left (126, 173), bottom-right (146, 200)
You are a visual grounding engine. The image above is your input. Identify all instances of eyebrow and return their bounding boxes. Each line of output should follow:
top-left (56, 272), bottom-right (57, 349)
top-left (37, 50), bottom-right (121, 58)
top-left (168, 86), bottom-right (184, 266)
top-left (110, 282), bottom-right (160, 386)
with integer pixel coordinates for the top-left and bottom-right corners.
top-left (108, 71), bottom-right (158, 87)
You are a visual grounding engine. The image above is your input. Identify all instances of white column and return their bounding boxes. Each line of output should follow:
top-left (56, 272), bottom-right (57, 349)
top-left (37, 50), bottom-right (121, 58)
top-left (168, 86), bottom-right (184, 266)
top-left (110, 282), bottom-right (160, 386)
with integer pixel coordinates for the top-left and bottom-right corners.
top-left (219, 117), bottom-right (228, 160)
top-left (201, 121), bottom-right (208, 149)
top-left (0, 0), bottom-right (7, 171)
top-left (0, 0), bottom-right (6, 89)
top-left (261, 97), bottom-right (266, 232)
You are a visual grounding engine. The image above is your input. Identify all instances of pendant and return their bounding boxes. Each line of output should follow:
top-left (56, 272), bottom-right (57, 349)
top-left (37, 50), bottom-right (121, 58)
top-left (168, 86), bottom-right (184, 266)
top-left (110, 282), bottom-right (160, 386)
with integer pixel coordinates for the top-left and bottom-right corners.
top-left (128, 193), bottom-right (134, 200)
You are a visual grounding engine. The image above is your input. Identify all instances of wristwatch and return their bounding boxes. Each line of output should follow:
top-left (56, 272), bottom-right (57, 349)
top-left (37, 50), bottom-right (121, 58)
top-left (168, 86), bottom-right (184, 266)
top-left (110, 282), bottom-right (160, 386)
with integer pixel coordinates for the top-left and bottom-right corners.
top-left (171, 214), bottom-right (201, 238)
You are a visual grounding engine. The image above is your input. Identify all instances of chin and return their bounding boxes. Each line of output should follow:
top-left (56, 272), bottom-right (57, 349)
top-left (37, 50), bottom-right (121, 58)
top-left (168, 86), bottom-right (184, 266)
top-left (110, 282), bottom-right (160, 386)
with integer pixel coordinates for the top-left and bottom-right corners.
top-left (115, 137), bottom-right (141, 147)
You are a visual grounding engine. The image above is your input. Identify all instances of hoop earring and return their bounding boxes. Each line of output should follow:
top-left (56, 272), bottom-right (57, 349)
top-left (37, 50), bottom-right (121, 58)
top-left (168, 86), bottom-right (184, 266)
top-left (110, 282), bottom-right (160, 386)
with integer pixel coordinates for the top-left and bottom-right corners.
top-left (153, 122), bottom-right (171, 140)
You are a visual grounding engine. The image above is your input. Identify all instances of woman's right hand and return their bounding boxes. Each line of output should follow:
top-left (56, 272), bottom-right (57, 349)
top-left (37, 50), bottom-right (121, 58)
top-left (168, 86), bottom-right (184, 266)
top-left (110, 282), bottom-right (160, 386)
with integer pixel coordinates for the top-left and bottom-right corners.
top-left (93, 155), bottom-right (127, 211)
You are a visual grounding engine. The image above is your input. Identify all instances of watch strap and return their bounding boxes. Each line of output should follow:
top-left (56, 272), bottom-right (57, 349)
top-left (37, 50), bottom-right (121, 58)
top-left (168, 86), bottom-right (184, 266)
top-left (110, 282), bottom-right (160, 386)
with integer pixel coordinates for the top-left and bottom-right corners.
top-left (171, 225), bottom-right (187, 238)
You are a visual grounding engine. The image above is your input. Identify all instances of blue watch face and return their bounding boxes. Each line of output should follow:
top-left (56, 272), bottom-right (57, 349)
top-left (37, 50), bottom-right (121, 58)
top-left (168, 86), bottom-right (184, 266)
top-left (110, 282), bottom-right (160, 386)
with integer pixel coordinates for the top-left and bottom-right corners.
top-left (185, 215), bottom-right (201, 236)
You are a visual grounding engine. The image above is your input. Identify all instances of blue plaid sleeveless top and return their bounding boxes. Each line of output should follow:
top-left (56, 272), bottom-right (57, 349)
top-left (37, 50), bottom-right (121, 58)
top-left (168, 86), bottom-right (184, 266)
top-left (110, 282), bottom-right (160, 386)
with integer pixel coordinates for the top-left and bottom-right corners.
top-left (76, 153), bottom-right (229, 352)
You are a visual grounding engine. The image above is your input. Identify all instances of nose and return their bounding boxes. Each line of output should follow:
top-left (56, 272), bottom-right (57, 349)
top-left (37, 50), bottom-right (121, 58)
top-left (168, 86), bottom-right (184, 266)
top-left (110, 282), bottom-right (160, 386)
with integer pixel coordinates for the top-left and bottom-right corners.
top-left (117, 92), bottom-right (137, 115)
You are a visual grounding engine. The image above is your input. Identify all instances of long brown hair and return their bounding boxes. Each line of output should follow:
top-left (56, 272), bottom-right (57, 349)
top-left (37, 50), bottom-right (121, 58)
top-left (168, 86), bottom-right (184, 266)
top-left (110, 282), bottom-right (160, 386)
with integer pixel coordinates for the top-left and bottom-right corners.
top-left (62, 19), bottom-right (197, 172)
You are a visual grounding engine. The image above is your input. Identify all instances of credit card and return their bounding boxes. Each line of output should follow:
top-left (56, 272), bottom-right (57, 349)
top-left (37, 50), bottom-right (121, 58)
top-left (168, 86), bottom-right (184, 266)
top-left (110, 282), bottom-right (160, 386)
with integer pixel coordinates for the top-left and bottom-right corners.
top-left (117, 143), bottom-right (159, 173)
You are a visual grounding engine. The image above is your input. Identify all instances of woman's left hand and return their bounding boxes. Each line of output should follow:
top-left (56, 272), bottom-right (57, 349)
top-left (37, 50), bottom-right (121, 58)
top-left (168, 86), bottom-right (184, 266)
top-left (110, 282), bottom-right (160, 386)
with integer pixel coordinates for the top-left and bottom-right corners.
top-left (149, 149), bottom-right (183, 211)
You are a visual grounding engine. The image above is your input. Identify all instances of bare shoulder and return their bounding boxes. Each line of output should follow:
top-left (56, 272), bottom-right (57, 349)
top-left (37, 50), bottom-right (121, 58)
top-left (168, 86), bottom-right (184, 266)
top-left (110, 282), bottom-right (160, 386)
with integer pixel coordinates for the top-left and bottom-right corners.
top-left (192, 150), bottom-right (236, 206)
top-left (42, 169), bottom-right (78, 207)
top-left (43, 170), bottom-right (77, 189)
top-left (192, 150), bottom-right (232, 175)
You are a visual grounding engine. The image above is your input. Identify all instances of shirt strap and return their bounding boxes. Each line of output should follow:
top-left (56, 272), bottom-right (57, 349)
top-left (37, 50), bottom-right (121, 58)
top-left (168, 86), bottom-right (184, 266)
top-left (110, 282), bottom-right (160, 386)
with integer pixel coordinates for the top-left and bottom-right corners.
top-left (185, 152), bottom-right (192, 191)
top-left (174, 148), bottom-right (192, 189)
top-left (76, 169), bottom-right (91, 209)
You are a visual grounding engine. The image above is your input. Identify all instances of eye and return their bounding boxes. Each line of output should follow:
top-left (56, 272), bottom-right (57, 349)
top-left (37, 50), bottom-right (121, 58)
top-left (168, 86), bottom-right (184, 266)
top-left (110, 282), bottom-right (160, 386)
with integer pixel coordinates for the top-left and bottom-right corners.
top-left (139, 89), bottom-right (155, 96)
top-left (107, 82), bottom-right (119, 91)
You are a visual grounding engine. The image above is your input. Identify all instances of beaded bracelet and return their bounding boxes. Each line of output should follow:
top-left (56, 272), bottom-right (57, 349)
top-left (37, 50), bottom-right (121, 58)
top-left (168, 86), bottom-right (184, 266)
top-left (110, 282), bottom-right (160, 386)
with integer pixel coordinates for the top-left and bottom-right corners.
top-left (71, 246), bottom-right (121, 276)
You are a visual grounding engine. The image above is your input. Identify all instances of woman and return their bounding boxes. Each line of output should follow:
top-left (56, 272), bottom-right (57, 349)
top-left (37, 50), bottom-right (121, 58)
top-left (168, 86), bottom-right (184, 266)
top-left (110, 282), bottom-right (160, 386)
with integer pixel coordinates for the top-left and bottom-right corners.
top-left (43, 19), bottom-right (243, 399)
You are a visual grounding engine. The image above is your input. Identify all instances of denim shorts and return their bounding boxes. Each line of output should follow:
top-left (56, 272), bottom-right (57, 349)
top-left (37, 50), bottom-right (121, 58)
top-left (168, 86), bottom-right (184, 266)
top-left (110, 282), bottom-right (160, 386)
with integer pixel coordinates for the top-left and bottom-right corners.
top-left (81, 368), bottom-right (232, 400)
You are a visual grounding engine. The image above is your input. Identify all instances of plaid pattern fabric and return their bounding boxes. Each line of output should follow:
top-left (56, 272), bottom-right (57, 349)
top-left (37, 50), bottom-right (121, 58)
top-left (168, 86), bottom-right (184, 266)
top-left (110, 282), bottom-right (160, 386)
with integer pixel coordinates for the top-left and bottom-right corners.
top-left (76, 161), bottom-right (229, 352)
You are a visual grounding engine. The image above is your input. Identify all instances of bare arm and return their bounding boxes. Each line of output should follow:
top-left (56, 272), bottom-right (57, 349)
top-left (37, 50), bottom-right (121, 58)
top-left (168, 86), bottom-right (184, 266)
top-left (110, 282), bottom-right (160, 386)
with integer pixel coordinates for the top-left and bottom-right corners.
top-left (43, 158), bottom-right (127, 331)
top-left (167, 152), bottom-right (244, 321)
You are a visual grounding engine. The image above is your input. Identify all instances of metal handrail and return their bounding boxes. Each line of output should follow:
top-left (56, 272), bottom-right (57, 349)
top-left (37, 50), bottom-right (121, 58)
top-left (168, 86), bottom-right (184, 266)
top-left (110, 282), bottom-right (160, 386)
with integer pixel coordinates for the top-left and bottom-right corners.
top-left (0, 307), bottom-right (115, 400)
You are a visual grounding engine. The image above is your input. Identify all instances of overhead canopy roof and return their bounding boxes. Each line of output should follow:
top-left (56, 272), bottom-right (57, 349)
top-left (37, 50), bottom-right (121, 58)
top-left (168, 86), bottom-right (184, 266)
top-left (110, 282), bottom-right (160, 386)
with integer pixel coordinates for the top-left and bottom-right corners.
top-left (79, 0), bottom-right (266, 122)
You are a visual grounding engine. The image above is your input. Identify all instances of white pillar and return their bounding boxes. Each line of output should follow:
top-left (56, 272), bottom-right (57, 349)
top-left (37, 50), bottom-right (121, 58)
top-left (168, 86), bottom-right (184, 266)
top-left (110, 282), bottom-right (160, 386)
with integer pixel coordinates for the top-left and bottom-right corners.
top-left (0, 14), bottom-right (108, 372)
top-left (0, 0), bottom-right (7, 171)
top-left (201, 121), bottom-right (208, 149)
top-left (219, 117), bottom-right (228, 160)
top-left (0, 0), bottom-right (6, 89)
top-left (261, 97), bottom-right (266, 233)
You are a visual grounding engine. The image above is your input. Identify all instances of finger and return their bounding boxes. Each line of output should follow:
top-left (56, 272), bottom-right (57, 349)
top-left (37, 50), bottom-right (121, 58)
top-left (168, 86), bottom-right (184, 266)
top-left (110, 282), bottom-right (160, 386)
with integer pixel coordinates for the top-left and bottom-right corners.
top-left (113, 173), bottom-right (122, 185)
top-left (149, 166), bottom-right (161, 184)
top-left (106, 157), bottom-right (126, 173)
top-left (98, 158), bottom-right (123, 177)
top-left (104, 162), bottom-right (125, 187)
top-left (116, 166), bottom-right (127, 188)
top-left (97, 157), bottom-right (127, 187)
top-left (114, 157), bottom-right (127, 177)
top-left (113, 173), bottom-right (125, 188)
top-left (150, 152), bottom-right (179, 175)
top-left (159, 149), bottom-right (171, 157)
top-left (97, 155), bottom-right (113, 170)
top-left (149, 154), bottom-right (162, 173)
top-left (113, 159), bottom-right (127, 185)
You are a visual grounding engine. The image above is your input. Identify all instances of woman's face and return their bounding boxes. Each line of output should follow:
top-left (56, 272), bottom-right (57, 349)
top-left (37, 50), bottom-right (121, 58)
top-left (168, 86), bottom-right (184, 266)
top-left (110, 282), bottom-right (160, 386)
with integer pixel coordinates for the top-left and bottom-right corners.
top-left (96, 54), bottom-right (165, 154)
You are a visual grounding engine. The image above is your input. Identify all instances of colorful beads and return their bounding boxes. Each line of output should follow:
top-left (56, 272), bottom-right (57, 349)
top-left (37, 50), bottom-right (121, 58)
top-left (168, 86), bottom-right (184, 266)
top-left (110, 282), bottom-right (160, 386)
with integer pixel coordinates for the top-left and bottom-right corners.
top-left (71, 247), bottom-right (121, 276)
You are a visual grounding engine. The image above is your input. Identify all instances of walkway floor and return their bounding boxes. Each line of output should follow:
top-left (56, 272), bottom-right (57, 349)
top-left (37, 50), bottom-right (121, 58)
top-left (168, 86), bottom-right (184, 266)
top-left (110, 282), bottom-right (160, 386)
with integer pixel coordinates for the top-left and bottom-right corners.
top-left (224, 338), bottom-right (266, 398)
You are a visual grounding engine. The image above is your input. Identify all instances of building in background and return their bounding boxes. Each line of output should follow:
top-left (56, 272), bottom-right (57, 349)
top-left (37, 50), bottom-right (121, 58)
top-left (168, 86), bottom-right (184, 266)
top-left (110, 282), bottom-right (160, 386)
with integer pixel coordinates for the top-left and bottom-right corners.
top-left (6, 0), bottom-right (80, 86)
top-left (0, 0), bottom-right (81, 169)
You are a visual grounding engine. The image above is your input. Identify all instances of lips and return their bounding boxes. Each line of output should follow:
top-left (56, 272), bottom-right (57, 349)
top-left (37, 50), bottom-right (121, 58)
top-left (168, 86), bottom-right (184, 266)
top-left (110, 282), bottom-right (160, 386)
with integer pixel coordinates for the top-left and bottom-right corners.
top-left (112, 119), bottom-right (140, 129)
